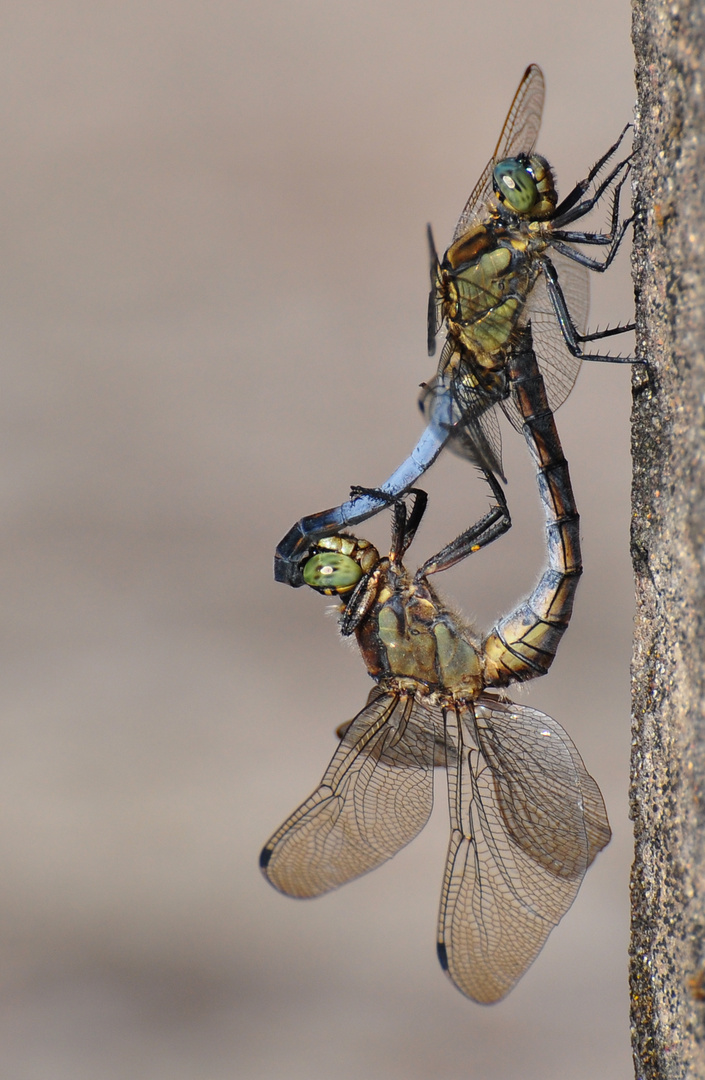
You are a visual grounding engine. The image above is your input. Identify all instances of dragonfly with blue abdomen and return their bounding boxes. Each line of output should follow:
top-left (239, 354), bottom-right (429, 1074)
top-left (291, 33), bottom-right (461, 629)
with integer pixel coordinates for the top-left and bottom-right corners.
top-left (274, 63), bottom-right (635, 588)
top-left (262, 327), bottom-right (611, 1002)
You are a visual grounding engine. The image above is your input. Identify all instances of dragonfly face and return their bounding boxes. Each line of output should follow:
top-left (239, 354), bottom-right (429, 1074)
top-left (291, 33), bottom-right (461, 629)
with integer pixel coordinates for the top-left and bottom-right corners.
top-left (301, 535), bottom-right (378, 594)
top-left (492, 154), bottom-right (557, 218)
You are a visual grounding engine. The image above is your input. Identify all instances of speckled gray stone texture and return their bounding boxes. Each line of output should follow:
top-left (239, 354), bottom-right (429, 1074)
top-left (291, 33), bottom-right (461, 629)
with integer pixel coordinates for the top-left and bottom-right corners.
top-left (631, 2), bottom-right (705, 1075)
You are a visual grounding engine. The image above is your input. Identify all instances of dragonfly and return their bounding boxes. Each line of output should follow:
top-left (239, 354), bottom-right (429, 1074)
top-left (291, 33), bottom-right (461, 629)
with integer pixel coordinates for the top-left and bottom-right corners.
top-left (274, 63), bottom-right (634, 587)
top-left (261, 328), bottom-right (611, 1002)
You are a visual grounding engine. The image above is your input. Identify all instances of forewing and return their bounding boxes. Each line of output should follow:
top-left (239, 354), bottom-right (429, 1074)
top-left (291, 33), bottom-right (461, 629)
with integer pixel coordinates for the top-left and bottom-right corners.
top-left (492, 63), bottom-right (545, 164)
top-left (261, 688), bottom-right (440, 898)
top-left (451, 160), bottom-right (496, 245)
top-left (501, 252), bottom-right (589, 431)
top-left (437, 697), bottom-right (610, 1003)
top-left (452, 64), bottom-right (545, 243)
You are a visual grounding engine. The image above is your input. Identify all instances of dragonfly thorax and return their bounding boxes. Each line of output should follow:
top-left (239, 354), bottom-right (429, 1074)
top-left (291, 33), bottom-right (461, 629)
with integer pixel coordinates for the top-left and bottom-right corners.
top-left (439, 224), bottom-right (540, 359)
top-left (352, 573), bottom-right (484, 698)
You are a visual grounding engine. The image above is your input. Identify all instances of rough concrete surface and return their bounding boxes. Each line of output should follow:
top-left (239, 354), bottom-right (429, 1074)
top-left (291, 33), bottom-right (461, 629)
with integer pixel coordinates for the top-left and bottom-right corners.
top-left (631, 1), bottom-right (705, 1076)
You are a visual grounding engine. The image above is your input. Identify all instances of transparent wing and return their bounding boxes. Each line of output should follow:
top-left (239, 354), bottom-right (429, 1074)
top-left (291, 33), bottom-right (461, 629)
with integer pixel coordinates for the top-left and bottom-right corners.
top-left (492, 63), bottom-right (545, 164)
top-left (261, 687), bottom-right (441, 898)
top-left (437, 695), bottom-right (610, 1003)
top-left (419, 374), bottom-right (504, 480)
top-left (452, 64), bottom-right (545, 243)
top-left (450, 159), bottom-right (496, 244)
top-left (501, 251), bottom-right (589, 431)
top-left (419, 338), bottom-right (506, 479)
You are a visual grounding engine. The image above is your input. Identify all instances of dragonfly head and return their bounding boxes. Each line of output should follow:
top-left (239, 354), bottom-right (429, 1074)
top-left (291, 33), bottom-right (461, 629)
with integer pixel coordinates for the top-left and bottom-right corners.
top-left (493, 154), bottom-right (557, 219)
top-left (302, 536), bottom-right (380, 596)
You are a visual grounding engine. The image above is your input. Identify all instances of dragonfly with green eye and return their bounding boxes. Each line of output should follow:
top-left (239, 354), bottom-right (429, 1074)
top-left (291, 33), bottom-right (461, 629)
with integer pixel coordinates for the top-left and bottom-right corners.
top-left (262, 328), bottom-right (611, 1003)
top-left (274, 63), bottom-right (635, 588)
top-left (421, 61), bottom-right (634, 525)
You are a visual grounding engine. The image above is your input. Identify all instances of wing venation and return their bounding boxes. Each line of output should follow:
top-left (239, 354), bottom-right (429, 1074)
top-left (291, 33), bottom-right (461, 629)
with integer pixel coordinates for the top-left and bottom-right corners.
top-left (437, 696), bottom-right (610, 1002)
top-left (261, 688), bottom-right (441, 898)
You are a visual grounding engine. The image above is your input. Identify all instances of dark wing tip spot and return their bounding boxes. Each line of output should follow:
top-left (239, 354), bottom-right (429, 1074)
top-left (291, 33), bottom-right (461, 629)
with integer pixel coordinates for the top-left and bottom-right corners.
top-left (259, 846), bottom-right (272, 870)
top-left (437, 941), bottom-right (449, 971)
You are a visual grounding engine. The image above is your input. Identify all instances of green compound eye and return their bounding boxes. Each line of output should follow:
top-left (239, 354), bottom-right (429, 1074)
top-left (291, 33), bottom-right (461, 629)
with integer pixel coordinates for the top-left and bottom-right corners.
top-left (303, 552), bottom-right (363, 594)
top-left (493, 157), bottom-right (539, 214)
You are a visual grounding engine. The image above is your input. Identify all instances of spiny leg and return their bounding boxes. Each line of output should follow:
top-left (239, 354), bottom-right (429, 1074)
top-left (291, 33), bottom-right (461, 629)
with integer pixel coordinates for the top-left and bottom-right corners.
top-left (551, 125), bottom-right (632, 225)
top-left (551, 169), bottom-right (634, 270)
top-left (551, 213), bottom-right (633, 271)
top-left (389, 488), bottom-right (429, 562)
top-left (416, 469), bottom-right (510, 578)
top-left (543, 256), bottom-right (637, 365)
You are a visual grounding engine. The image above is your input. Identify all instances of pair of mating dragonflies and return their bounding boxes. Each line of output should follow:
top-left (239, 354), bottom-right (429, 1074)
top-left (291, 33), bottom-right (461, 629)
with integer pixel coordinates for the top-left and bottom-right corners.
top-left (261, 64), bottom-right (634, 1002)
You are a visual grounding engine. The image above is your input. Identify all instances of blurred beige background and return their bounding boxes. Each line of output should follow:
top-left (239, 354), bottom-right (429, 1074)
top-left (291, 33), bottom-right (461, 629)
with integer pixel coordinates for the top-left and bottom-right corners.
top-left (0, 3), bottom-right (637, 1078)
